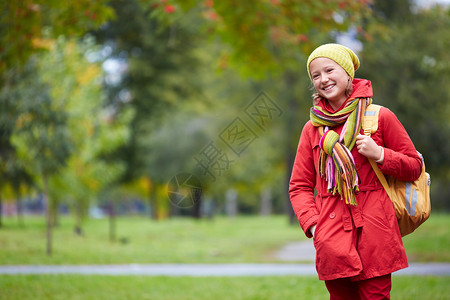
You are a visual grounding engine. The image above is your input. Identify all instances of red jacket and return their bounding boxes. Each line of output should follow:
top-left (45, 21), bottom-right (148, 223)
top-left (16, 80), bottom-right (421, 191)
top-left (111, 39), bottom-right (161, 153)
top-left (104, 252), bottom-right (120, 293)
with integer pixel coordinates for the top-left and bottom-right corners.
top-left (289, 78), bottom-right (422, 281)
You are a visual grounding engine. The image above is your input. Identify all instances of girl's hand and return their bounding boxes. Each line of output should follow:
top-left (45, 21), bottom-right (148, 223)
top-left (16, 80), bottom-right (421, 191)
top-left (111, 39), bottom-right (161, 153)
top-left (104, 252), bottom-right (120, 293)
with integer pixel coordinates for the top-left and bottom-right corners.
top-left (310, 224), bottom-right (316, 238)
top-left (355, 134), bottom-right (383, 161)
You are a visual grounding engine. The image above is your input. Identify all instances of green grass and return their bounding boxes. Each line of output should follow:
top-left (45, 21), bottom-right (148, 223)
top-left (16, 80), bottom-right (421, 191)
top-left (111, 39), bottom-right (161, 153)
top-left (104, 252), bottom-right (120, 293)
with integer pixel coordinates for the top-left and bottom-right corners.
top-left (1, 275), bottom-right (449, 300)
top-left (0, 213), bottom-right (449, 265)
top-left (0, 215), bottom-right (305, 265)
top-left (1, 214), bottom-right (449, 299)
top-left (402, 213), bottom-right (450, 262)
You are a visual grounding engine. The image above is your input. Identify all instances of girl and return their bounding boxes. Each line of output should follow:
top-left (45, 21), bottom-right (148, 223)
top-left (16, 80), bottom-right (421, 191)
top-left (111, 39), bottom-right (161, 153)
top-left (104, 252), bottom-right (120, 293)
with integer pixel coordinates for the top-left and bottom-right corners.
top-left (289, 43), bottom-right (422, 299)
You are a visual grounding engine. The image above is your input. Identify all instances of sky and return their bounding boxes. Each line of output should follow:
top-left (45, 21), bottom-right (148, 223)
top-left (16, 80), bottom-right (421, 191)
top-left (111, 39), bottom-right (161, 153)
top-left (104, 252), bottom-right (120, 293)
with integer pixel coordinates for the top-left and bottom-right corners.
top-left (417, 0), bottom-right (450, 7)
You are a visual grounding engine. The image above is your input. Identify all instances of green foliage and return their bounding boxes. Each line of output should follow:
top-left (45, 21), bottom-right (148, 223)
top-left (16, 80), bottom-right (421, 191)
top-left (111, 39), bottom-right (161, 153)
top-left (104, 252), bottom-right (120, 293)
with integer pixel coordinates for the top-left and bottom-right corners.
top-left (10, 60), bottom-right (73, 178)
top-left (139, 0), bottom-right (375, 215)
top-left (149, 0), bottom-right (372, 78)
top-left (0, 32), bottom-right (134, 234)
top-left (0, 0), bottom-right (114, 75)
top-left (87, 0), bottom-right (375, 215)
top-left (0, 69), bottom-right (34, 203)
top-left (37, 36), bottom-right (133, 226)
top-left (370, 0), bottom-right (414, 22)
top-left (0, 1), bottom-right (115, 215)
top-left (3, 0), bottom-right (447, 220)
top-left (92, 0), bottom-right (207, 189)
top-left (359, 4), bottom-right (450, 209)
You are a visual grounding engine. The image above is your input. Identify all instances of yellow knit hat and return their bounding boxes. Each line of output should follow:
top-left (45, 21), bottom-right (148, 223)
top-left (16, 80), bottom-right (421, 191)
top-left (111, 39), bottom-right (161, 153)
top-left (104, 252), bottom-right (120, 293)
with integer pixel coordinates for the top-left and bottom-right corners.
top-left (307, 43), bottom-right (360, 79)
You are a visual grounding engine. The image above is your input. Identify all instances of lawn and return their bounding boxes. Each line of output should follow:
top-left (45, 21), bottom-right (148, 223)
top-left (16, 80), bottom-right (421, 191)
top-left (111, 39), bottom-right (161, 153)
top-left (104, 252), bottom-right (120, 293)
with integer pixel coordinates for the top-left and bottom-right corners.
top-left (1, 214), bottom-right (449, 300)
top-left (402, 213), bottom-right (450, 262)
top-left (0, 213), bottom-right (449, 265)
top-left (1, 275), bottom-right (449, 300)
top-left (0, 215), bottom-right (305, 265)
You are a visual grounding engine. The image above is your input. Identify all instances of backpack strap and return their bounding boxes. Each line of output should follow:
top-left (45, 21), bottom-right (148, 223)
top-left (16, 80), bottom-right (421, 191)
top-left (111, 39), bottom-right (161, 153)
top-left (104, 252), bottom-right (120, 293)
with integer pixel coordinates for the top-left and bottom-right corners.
top-left (368, 158), bottom-right (392, 199)
top-left (362, 104), bottom-right (393, 198)
top-left (362, 104), bottom-right (382, 136)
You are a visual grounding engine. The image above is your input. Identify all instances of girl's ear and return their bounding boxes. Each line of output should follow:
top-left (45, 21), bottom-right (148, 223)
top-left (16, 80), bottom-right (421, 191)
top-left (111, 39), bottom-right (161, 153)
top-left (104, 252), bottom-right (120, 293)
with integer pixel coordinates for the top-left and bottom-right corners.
top-left (345, 77), bottom-right (353, 97)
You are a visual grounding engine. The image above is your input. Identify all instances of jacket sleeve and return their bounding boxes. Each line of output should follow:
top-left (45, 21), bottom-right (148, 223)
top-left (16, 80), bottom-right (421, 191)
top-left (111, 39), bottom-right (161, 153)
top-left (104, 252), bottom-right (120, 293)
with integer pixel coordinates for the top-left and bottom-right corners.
top-left (289, 121), bottom-right (319, 238)
top-left (378, 107), bottom-right (423, 182)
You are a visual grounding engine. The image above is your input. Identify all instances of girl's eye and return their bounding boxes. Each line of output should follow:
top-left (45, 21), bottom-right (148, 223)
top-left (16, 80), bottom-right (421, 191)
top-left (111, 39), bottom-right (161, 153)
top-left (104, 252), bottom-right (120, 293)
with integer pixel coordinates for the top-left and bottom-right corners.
top-left (312, 74), bottom-right (319, 79)
top-left (327, 68), bottom-right (334, 73)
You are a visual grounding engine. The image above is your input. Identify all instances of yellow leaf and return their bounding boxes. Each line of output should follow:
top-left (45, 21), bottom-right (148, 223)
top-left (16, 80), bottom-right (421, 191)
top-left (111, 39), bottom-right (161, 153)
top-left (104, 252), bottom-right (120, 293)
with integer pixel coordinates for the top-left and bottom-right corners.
top-left (77, 65), bottom-right (100, 85)
top-left (31, 38), bottom-right (54, 50)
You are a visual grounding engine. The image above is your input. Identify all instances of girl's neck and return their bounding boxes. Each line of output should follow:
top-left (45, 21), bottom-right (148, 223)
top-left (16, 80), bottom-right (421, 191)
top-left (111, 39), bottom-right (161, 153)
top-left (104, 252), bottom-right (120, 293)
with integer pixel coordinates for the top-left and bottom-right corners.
top-left (328, 97), bottom-right (348, 111)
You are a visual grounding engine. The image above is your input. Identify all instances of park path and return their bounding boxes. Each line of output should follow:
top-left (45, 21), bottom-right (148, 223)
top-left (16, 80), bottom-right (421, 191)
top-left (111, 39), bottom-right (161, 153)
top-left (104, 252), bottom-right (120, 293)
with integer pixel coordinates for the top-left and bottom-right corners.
top-left (1, 263), bottom-right (450, 276)
top-left (1, 240), bottom-right (449, 276)
top-left (274, 239), bottom-right (316, 262)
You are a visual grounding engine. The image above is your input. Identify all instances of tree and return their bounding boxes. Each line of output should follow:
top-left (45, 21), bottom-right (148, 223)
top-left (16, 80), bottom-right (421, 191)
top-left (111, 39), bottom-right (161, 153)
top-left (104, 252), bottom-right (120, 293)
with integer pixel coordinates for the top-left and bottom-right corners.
top-left (0, 0), bottom-right (114, 75)
top-left (1, 1), bottom-right (117, 231)
top-left (0, 68), bottom-right (36, 227)
top-left (11, 58), bottom-right (74, 255)
top-left (149, 0), bottom-right (372, 76)
top-left (359, 4), bottom-right (450, 210)
top-left (36, 36), bottom-right (134, 234)
top-left (92, 0), bottom-right (207, 219)
top-left (9, 34), bottom-right (134, 251)
top-left (146, 0), bottom-right (374, 220)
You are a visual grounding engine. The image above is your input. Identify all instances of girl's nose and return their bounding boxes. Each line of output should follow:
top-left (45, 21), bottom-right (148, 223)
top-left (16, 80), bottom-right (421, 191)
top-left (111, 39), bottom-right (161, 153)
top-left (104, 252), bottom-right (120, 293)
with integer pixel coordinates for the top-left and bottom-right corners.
top-left (320, 73), bottom-right (329, 83)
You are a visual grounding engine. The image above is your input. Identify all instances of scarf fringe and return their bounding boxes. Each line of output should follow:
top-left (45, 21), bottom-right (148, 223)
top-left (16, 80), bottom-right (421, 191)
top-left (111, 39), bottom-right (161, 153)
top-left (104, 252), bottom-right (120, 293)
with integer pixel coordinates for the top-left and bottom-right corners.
top-left (314, 98), bottom-right (371, 206)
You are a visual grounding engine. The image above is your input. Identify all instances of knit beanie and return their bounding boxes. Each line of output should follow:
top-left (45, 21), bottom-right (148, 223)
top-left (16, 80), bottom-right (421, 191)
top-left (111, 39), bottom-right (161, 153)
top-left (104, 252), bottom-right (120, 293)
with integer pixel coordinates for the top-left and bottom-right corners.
top-left (307, 43), bottom-right (360, 79)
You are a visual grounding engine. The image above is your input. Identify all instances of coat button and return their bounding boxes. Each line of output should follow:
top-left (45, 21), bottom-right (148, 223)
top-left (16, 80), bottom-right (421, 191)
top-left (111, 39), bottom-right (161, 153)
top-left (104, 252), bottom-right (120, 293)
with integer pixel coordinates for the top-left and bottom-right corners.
top-left (329, 212), bottom-right (336, 219)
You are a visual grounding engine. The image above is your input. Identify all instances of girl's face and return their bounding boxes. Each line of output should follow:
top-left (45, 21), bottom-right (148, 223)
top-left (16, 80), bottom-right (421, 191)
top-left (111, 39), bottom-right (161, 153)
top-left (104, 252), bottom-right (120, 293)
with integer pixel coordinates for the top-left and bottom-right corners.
top-left (309, 57), bottom-right (351, 110)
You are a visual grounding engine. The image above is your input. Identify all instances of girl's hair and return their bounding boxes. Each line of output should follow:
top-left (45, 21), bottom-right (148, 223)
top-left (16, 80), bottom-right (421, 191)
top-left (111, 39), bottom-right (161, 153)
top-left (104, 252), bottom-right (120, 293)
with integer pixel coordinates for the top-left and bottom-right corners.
top-left (311, 78), bottom-right (353, 105)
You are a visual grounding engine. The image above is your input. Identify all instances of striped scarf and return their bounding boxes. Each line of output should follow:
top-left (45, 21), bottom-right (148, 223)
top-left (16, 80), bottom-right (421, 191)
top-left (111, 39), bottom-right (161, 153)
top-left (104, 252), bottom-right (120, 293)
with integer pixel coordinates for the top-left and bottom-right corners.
top-left (310, 97), bottom-right (372, 205)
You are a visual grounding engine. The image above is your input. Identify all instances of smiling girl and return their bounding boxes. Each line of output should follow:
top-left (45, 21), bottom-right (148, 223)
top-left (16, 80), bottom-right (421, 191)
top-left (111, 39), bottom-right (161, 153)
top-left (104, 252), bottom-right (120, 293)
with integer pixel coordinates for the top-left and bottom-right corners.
top-left (289, 44), bottom-right (422, 299)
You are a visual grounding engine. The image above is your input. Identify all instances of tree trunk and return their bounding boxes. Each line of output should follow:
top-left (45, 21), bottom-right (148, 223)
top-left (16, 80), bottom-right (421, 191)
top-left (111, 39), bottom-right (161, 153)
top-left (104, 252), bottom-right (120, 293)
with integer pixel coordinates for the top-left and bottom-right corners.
top-left (149, 187), bottom-right (156, 219)
top-left (146, 177), bottom-right (154, 219)
top-left (285, 152), bottom-right (296, 224)
top-left (74, 202), bottom-right (83, 235)
top-left (15, 189), bottom-right (24, 227)
top-left (0, 193), bottom-right (3, 228)
top-left (153, 184), bottom-right (169, 220)
top-left (51, 197), bottom-right (59, 227)
top-left (284, 71), bottom-right (299, 225)
top-left (109, 201), bottom-right (116, 242)
top-left (225, 189), bottom-right (238, 217)
top-left (42, 171), bottom-right (52, 256)
top-left (192, 188), bottom-right (202, 219)
top-left (260, 187), bottom-right (272, 216)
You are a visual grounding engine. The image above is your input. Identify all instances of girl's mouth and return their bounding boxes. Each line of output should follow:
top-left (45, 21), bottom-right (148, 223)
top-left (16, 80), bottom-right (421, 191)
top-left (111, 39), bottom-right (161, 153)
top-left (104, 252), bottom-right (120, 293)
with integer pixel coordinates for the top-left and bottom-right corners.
top-left (323, 84), bottom-right (335, 91)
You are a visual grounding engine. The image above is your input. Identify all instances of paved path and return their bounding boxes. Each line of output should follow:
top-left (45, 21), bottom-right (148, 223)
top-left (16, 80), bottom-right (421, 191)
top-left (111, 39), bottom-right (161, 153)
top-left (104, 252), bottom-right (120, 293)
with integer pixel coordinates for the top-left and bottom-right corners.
top-left (274, 240), bottom-right (316, 262)
top-left (1, 263), bottom-right (449, 276)
top-left (1, 240), bottom-right (448, 276)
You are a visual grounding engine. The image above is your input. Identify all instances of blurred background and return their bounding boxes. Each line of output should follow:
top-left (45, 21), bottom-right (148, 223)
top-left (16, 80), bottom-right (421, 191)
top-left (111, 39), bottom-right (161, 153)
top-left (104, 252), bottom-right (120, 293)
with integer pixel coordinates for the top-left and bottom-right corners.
top-left (0, 0), bottom-right (449, 259)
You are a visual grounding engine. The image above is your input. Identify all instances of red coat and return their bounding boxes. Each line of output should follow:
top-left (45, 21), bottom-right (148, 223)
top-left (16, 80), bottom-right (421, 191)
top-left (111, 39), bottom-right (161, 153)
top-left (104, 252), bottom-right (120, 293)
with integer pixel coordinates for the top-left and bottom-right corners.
top-left (289, 79), bottom-right (422, 281)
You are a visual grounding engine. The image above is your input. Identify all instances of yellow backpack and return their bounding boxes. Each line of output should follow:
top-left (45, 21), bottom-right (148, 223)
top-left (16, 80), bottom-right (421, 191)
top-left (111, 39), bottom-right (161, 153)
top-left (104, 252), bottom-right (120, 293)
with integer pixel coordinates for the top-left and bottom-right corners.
top-left (362, 104), bottom-right (431, 237)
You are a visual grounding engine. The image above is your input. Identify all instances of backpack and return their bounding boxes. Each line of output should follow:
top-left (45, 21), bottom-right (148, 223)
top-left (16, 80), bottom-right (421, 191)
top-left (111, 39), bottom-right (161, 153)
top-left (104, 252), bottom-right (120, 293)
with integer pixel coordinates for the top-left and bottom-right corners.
top-left (362, 104), bottom-right (431, 237)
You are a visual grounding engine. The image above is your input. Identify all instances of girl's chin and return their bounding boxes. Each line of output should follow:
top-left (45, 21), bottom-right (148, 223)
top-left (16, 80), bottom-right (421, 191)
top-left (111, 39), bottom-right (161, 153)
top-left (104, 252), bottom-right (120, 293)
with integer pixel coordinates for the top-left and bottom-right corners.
top-left (320, 92), bottom-right (346, 102)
